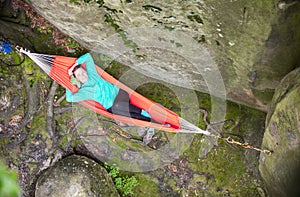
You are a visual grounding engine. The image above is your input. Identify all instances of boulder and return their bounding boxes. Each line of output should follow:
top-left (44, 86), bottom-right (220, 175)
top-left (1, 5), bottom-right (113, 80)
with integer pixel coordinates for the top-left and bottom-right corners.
top-left (259, 67), bottom-right (300, 196)
top-left (35, 155), bottom-right (119, 197)
top-left (25, 0), bottom-right (300, 111)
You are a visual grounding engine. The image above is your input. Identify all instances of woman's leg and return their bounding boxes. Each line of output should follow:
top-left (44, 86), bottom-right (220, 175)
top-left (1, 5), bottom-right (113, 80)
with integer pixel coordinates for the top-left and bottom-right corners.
top-left (108, 89), bottom-right (151, 121)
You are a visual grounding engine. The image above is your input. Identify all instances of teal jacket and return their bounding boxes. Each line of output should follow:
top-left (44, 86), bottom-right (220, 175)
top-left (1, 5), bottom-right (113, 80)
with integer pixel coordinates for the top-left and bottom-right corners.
top-left (66, 53), bottom-right (120, 109)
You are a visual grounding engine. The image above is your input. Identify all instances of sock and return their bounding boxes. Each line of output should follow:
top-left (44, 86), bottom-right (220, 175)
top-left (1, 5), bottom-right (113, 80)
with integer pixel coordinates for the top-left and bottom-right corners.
top-left (141, 110), bottom-right (151, 118)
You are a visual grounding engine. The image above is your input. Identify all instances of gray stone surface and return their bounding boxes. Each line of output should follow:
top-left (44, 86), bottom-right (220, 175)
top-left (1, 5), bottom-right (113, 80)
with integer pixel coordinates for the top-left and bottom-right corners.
top-left (259, 67), bottom-right (300, 196)
top-left (35, 155), bottom-right (119, 197)
top-left (27, 0), bottom-right (300, 111)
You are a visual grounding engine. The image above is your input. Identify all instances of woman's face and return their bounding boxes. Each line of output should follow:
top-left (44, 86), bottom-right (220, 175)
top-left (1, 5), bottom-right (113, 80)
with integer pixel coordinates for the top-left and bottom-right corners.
top-left (74, 67), bottom-right (88, 84)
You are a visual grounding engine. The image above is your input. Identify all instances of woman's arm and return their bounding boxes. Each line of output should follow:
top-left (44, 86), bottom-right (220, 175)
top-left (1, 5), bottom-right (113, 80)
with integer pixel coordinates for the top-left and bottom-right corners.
top-left (66, 86), bottom-right (93, 102)
top-left (76, 53), bottom-right (97, 75)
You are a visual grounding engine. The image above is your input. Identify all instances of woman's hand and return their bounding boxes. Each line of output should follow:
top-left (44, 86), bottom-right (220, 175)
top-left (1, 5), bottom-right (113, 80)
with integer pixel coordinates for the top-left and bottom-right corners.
top-left (68, 62), bottom-right (78, 76)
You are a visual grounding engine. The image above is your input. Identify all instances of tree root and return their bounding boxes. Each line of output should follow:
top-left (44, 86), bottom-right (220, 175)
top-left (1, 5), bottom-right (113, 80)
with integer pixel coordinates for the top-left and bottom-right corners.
top-left (54, 93), bottom-right (66, 106)
top-left (46, 81), bottom-right (58, 147)
top-left (54, 105), bottom-right (73, 114)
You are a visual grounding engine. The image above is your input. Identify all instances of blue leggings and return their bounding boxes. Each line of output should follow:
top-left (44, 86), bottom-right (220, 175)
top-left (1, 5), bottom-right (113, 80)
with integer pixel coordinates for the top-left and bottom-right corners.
top-left (107, 89), bottom-right (151, 121)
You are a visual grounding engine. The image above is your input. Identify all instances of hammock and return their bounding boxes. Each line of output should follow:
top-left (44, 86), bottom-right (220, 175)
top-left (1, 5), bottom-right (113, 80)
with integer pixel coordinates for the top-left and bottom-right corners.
top-left (18, 48), bottom-right (214, 136)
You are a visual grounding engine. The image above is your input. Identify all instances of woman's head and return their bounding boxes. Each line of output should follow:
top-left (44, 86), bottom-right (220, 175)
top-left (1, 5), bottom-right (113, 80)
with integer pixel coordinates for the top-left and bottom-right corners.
top-left (73, 65), bottom-right (88, 84)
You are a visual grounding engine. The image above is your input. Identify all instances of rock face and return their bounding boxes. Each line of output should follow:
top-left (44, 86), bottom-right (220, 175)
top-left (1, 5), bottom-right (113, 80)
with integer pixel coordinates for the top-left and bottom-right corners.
top-left (35, 155), bottom-right (119, 197)
top-left (259, 67), bottom-right (300, 197)
top-left (26, 0), bottom-right (300, 111)
top-left (0, 0), bottom-right (68, 54)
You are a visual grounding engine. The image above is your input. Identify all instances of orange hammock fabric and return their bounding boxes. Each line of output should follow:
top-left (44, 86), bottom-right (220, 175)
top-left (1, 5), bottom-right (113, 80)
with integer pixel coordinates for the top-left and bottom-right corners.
top-left (49, 55), bottom-right (181, 132)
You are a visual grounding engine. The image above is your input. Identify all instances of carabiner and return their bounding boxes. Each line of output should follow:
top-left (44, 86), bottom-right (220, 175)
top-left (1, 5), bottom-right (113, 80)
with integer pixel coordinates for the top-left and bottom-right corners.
top-left (15, 46), bottom-right (29, 54)
top-left (15, 45), bottom-right (22, 53)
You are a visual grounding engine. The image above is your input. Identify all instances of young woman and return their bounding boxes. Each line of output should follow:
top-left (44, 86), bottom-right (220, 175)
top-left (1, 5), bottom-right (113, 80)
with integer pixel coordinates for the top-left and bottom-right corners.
top-left (67, 53), bottom-right (151, 121)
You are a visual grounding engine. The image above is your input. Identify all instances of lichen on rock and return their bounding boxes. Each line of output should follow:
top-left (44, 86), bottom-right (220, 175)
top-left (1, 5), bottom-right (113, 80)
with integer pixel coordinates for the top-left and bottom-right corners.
top-left (259, 67), bottom-right (300, 196)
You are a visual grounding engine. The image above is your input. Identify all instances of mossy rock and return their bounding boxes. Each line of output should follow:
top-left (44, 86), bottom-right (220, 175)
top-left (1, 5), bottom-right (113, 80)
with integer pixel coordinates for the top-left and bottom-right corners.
top-left (27, 0), bottom-right (300, 110)
top-left (259, 67), bottom-right (300, 196)
top-left (35, 155), bottom-right (120, 197)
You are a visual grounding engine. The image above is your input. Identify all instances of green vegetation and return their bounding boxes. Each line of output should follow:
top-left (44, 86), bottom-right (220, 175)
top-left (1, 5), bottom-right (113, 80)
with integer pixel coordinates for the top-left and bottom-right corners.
top-left (136, 83), bottom-right (180, 113)
top-left (0, 51), bottom-right (47, 87)
top-left (104, 163), bottom-right (139, 196)
top-left (0, 163), bottom-right (21, 197)
top-left (187, 14), bottom-right (204, 24)
top-left (65, 36), bottom-right (81, 50)
top-left (132, 174), bottom-right (159, 197)
top-left (104, 14), bottom-right (138, 51)
top-left (69, 0), bottom-right (104, 6)
top-left (115, 176), bottom-right (138, 196)
top-left (0, 53), bottom-right (23, 79)
top-left (252, 88), bottom-right (275, 105)
top-left (0, 18), bottom-right (268, 195)
top-left (194, 35), bottom-right (206, 43)
top-left (20, 56), bottom-right (47, 87)
top-left (104, 60), bottom-right (266, 196)
top-left (36, 27), bottom-right (52, 34)
top-left (69, 0), bottom-right (81, 5)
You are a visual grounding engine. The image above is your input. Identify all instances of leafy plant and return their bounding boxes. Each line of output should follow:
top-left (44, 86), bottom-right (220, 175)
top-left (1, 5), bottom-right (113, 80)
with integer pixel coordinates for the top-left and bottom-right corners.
top-left (37, 27), bottom-right (43, 34)
top-left (104, 163), bottom-right (139, 196)
top-left (65, 37), bottom-right (81, 49)
top-left (115, 176), bottom-right (138, 196)
top-left (0, 163), bottom-right (21, 197)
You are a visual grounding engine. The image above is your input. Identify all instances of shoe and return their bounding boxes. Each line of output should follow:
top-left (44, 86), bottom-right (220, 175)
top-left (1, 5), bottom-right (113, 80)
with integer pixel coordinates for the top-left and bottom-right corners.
top-left (143, 128), bottom-right (155, 144)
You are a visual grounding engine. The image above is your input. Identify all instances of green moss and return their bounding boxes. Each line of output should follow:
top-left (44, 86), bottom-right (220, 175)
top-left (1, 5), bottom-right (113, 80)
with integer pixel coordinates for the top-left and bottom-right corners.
top-left (185, 139), bottom-right (258, 195)
top-left (29, 111), bottom-right (49, 138)
top-left (93, 53), bottom-right (113, 69)
top-left (164, 26), bottom-right (175, 31)
top-left (179, 98), bottom-right (266, 195)
top-left (55, 109), bottom-right (82, 149)
top-left (194, 35), bottom-right (206, 43)
top-left (69, 0), bottom-right (81, 5)
top-left (104, 61), bottom-right (130, 79)
top-left (0, 139), bottom-right (11, 156)
top-left (260, 83), bottom-right (300, 195)
top-left (167, 178), bottom-right (176, 188)
top-left (104, 14), bottom-right (138, 51)
top-left (115, 139), bottom-right (128, 149)
top-left (187, 14), bottom-right (204, 24)
top-left (136, 83), bottom-right (180, 114)
top-left (132, 174), bottom-right (159, 197)
top-left (175, 42), bottom-right (183, 48)
top-left (69, 0), bottom-right (104, 7)
top-left (93, 47), bottom-right (267, 195)
top-left (0, 52), bottom-right (23, 78)
top-left (21, 57), bottom-right (47, 87)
